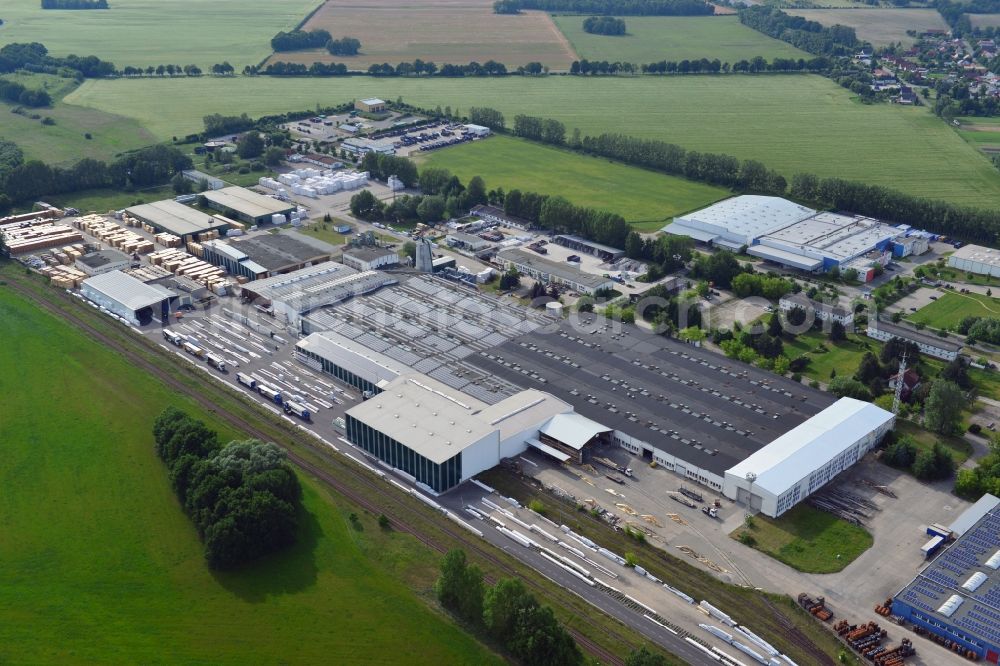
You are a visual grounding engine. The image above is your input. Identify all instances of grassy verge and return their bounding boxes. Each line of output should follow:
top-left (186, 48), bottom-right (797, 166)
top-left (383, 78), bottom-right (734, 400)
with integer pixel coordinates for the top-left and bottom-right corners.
top-left (895, 420), bottom-right (973, 466)
top-left (783, 331), bottom-right (875, 382)
top-left (480, 468), bottom-right (848, 666)
top-left (0, 263), bottom-right (665, 663)
top-left (299, 222), bottom-right (351, 246)
top-left (731, 505), bottom-right (873, 574)
top-left (908, 291), bottom-right (1000, 329)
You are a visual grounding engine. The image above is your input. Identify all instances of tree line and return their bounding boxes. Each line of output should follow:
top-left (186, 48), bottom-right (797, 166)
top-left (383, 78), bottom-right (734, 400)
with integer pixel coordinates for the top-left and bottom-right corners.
top-left (41, 0), bottom-right (107, 8)
top-left (0, 78), bottom-right (51, 107)
top-left (583, 16), bottom-right (627, 35)
top-left (255, 58), bottom-right (549, 78)
top-left (568, 55), bottom-right (834, 75)
top-left (118, 62), bottom-right (236, 78)
top-left (0, 42), bottom-right (116, 78)
top-left (152, 408), bottom-right (303, 569)
top-left (738, 6), bottom-right (861, 57)
top-left (494, 0), bottom-right (712, 15)
top-left (271, 29), bottom-right (362, 56)
top-left (0, 144), bottom-right (192, 212)
top-left (436, 549), bottom-right (582, 666)
top-left (468, 107), bottom-right (506, 130)
top-left (271, 29), bottom-right (333, 52)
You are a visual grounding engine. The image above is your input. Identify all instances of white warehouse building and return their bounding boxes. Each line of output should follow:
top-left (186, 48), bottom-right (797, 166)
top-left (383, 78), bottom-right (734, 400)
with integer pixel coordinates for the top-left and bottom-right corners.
top-left (724, 398), bottom-right (895, 517)
top-left (948, 244), bottom-right (1000, 278)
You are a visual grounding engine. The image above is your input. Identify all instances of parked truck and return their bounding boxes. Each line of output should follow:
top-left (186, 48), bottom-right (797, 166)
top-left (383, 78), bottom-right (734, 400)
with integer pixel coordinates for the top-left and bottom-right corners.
top-left (594, 456), bottom-right (633, 477)
top-left (182, 341), bottom-right (205, 358)
top-left (236, 372), bottom-right (257, 389)
top-left (283, 401), bottom-right (311, 421)
top-left (204, 353), bottom-right (226, 372)
top-left (257, 384), bottom-right (283, 405)
top-left (162, 329), bottom-right (184, 346)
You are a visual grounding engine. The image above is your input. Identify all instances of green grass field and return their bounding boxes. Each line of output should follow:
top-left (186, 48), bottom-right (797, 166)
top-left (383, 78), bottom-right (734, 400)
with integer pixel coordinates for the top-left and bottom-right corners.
top-left (732, 505), bottom-right (873, 573)
top-left (0, 280), bottom-right (500, 664)
top-left (418, 135), bottom-right (729, 229)
top-left (552, 15), bottom-right (809, 63)
top-left (783, 330), bottom-right (875, 382)
top-left (0, 0), bottom-right (318, 69)
top-left (64, 75), bottom-right (1000, 207)
top-left (908, 291), bottom-right (1000, 329)
top-left (0, 74), bottom-right (154, 165)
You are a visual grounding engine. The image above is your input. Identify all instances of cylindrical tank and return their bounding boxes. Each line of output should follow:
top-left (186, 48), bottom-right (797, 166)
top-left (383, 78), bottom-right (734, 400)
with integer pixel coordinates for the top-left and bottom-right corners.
top-left (546, 301), bottom-right (563, 316)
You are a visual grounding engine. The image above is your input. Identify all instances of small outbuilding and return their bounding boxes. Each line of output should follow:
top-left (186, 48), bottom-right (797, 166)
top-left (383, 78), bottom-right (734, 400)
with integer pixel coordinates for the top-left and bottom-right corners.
top-left (355, 98), bottom-right (387, 113)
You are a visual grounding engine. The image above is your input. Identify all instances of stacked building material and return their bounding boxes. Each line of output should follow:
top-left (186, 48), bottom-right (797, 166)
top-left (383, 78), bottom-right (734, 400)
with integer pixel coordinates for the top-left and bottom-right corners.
top-left (147, 247), bottom-right (231, 293)
top-left (2, 223), bottom-right (84, 255)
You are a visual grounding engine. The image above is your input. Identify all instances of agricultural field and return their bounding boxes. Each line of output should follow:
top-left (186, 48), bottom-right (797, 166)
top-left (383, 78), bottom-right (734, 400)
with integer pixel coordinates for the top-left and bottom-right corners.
top-left (269, 0), bottom-right (576, 69)
top-left (783, 8), bottom-right (948, 47)
top-left (0, 279), bottom-right (501, 665)
top-left (0, 74), bottom-right (154, 165)
top-left (552, 15), bottom-right (809, 64)
top-left (969, 13), bottom-right (1000, 28)
top-left (907, 290), bottom-right (1000, 329)
top-left (417, 135), bottom-right (729, 229)
top-left (64, 74), bottom-right (1000, 207)
top-left (0, 0), bottom-right (317, 69)
top-left (955, 117), bottom-right (1000, 157)
top-left (730, 505), bottom-right (873, 574)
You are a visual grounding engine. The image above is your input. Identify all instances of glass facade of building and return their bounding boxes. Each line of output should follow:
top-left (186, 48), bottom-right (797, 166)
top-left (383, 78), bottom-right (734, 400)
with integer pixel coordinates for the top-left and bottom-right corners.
top-left (299, 348), bottom-right (385, 396)
top-left (346, 414), bottom-right (462, 492)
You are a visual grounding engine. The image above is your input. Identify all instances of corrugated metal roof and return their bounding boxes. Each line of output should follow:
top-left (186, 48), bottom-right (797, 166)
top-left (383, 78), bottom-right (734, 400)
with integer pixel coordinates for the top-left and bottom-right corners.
top-left (81, 270), bottom-right (171, 312)
top-left (726, 398), bottom-right (895, 496)
top-left (539, 412), bottom-right (612, 450)
top-left (950, 493), bottom-right (1000, 535)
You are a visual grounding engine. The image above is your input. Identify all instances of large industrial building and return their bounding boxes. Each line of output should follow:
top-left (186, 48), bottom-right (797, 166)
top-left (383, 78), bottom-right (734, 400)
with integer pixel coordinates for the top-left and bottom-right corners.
top-left (725, 398), bottom-right (894, 516)
top-left (294, 274), bottom-right (894, 510)
top-left (496, 248), bottom-right (617, 295)
top-left (240, 262), bottom-right (395, 327)
top-left (201, 187), bottom-right (296, 226)
top-left (80, 270), bottom-right (172, 325)
top-left (341, 246), bottom-right (400, 271)
top-left (75, 249), bottom-right (130, 276)
top-left (663, 196), bottom-right (926, 276)
top-left (125, 200), bottom-right (229, 242)
top-left (202, 232), bottom-right (335, 280)
top-left (948, 244), bottom-right (1000, 278)
top-left (892, 495), bottom-right (1000, 662)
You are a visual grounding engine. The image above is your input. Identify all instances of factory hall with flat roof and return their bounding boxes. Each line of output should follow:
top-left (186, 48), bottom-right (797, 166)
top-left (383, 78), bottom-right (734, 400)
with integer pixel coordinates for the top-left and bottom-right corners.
top-left (295, 273), bottom-right (894, 510)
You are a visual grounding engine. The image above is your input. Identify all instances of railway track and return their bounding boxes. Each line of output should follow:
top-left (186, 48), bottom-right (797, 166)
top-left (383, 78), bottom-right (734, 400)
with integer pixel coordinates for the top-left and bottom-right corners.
top-left (6, 277), bottom-right (629, 666)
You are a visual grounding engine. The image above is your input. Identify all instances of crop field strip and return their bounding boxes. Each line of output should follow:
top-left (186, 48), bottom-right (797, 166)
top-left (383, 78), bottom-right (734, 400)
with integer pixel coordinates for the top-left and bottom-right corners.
top-left (269, 0), bottom-right (578, 68)
top-left (0, 0), bottom-right (319, 69)
top-left (0, 269), bottom-right (658, 666)
top-left (416, 135), bottom-right (730, 229)
top-left (66, 74), bottom-right (1000, 207)
top-left (552, 15), bottom-right (810, 63)
top-left (782, 8), bottom-right (949, 47)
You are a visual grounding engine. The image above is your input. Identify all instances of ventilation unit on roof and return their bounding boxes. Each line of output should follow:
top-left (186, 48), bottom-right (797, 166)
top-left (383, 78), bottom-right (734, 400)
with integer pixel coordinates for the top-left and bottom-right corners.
top-left (937, 594), bottom-right (964, 618)
top-left (962, 572), bottom-right (988, 593)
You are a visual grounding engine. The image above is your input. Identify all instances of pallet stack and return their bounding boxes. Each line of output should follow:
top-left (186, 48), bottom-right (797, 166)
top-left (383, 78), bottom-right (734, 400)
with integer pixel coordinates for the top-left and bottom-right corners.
top-left (1, 224), bottom-right (84, 256)
top-left (147, 248), bottom-right (231, 294)
top-left (74, 215), bottom-right (154, 254)
top-left (154, 232), bottom-right (182, 248)
top-left (41, 265), bottom-right (88, 288)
